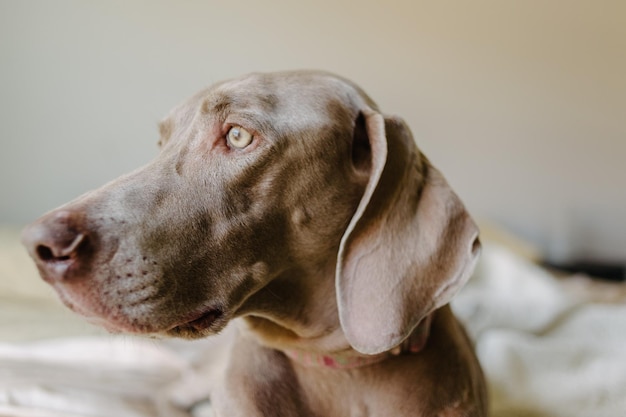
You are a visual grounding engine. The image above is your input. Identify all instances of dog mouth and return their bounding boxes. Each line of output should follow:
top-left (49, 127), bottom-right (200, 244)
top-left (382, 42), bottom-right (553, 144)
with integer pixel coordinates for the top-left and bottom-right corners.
top-left (52, 280), bottom-right (226, 338)
top-left (167, 308), bottom-right (224, 337)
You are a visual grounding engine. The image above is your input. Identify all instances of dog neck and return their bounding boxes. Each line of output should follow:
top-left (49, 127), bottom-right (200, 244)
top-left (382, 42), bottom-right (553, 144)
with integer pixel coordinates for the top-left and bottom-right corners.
top-left (282, 313), bottom-right (433, 369)
top-left (238, 264), bottom-right (433, 369)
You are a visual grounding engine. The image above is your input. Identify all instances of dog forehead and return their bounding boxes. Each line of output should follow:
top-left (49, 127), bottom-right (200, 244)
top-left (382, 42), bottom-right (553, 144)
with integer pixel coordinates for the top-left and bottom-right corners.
top-left (217, 71), bottom-right (351, 100)
top-left (159, 71), bottom-right (375, 145)
top-left (207, 71), bottom-right (362, 120)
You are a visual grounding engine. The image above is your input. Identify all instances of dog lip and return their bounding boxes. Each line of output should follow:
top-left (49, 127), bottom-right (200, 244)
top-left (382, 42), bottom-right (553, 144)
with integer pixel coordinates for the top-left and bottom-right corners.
top-left (172, 308), bottom-right (223, 332)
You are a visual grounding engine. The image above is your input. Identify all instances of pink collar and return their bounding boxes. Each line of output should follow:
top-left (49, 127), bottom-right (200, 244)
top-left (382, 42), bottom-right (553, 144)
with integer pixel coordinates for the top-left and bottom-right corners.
top-left (283, 313), bottom-right (433, 370)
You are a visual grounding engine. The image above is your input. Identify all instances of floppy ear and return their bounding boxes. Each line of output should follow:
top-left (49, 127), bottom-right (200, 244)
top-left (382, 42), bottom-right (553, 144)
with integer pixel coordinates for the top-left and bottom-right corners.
top-left (336, 111), bottom-right (481, 355)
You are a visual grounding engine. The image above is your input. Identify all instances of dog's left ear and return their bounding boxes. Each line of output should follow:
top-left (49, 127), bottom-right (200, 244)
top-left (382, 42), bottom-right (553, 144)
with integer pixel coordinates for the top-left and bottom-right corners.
top-left (337, 111), bottom-right (481, 355)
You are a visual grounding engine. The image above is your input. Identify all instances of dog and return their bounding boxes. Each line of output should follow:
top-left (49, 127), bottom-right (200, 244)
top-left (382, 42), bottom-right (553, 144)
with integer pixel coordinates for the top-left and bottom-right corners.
top-left (22, 70), bottom-right (486, 416)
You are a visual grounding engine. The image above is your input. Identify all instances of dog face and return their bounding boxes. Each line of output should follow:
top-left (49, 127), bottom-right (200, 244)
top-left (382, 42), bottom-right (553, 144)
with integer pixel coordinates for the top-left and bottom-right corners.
top-left (23, 71), bottom-right (480, 355)
top-left (21, 71), bottom-right (372, 338)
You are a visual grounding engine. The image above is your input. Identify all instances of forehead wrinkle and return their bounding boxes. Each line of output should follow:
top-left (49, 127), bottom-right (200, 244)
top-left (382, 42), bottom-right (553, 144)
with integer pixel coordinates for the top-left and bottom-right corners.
top-left (202, 92), bottom-right (233, 118)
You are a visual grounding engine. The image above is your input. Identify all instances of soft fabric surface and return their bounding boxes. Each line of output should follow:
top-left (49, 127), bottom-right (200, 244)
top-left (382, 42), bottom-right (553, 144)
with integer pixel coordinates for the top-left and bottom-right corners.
top-left (1, 227), bottom-right (625, 416)
top-left (453, 243), bottom-right (626, 417)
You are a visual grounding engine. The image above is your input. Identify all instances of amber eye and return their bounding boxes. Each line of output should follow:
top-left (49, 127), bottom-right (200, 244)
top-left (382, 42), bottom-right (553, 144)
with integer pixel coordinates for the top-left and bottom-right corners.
top-left (226, 126), bottom-right (253, 149)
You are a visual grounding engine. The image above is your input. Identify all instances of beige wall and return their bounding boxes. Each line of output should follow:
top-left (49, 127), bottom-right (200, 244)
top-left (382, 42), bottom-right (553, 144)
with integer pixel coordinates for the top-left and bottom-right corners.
top-left (1, 0), bottom-right (624, 262)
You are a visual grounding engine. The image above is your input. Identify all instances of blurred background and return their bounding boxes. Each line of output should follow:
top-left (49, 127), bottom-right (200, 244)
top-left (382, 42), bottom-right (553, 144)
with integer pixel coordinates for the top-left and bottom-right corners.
top-left (1, 0), bottom-right (624, 267)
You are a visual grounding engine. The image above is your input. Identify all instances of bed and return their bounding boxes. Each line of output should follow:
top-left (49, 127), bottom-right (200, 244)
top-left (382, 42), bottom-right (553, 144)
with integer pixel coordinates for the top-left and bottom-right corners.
top-left (1, 224), bottom-right (625, 417)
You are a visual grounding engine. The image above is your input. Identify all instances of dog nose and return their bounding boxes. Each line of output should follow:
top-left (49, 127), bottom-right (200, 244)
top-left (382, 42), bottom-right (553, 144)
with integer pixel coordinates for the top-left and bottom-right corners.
top-left (21, 210), bottom-right (91, 283)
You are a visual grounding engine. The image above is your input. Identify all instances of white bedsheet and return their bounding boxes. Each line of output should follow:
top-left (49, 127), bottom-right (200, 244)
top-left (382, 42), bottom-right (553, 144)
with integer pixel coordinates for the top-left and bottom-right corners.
top-left (1, 227), bottom-right (625, 416)
top-left (0, 337), bottom-right (185, 417)
top-left (453, 243), bottom-right (626, 417)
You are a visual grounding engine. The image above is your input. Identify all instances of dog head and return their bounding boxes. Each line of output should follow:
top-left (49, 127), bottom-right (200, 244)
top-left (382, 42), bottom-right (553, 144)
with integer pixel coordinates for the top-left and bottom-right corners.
top-left (22, 71), bottom-right (479, 354)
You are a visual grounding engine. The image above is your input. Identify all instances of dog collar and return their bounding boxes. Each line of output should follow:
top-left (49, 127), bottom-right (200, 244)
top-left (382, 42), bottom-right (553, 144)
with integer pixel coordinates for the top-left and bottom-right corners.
top-left (283, 313), bottom-right (433, 370)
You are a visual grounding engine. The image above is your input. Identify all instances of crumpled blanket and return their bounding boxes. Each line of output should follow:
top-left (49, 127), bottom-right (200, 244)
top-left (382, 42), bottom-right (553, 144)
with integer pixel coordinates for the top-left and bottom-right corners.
top-left (0, 337), bottom-right (184, 417)
top-left (453, 243), bottom-right (626, 417)
top-left (1, 235), bottom-right (625, 416)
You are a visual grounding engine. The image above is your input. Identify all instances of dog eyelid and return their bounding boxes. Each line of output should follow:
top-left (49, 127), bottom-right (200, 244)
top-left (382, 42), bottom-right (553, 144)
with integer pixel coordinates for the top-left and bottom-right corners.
top-left (226, 126), bottom-right (253, 149)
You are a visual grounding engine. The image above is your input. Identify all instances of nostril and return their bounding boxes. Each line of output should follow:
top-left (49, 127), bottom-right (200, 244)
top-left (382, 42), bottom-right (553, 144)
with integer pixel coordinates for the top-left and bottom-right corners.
top-left (36, 245), bottom-right (71, 262)
top-left (36, 245), bottom-right (54, 261)
top-left (472, 237), bottom-right (481, 254)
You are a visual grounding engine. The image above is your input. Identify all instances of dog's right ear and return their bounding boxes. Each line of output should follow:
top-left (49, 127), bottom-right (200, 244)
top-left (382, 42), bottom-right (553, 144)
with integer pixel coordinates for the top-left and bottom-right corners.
top-left (336, 110), bottom-right (481, 355)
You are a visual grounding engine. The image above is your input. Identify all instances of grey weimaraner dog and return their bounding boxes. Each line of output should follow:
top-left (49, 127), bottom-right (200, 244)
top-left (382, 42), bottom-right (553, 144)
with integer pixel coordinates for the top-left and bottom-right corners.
top-left (22, 70), bottom-right (486, 416)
